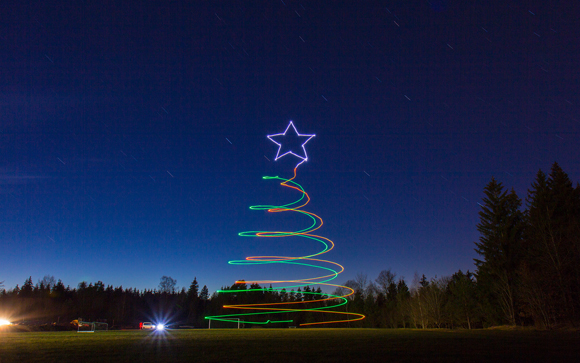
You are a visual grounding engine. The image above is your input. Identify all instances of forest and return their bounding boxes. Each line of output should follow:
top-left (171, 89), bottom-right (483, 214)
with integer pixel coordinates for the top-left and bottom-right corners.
top-left (1, 163), bottom-right (578, 330)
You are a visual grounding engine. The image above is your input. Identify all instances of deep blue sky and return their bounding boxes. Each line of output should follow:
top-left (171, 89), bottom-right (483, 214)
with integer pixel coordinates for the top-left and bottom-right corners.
top-left (2, 1), bottom-right (579, 293)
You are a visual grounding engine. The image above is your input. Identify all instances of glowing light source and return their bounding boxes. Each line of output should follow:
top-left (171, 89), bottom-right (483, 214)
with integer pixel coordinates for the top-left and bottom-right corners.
top-left (0, 319), bottom-right (11, 326)
top-left (205, 122), bottom-right (364, 327)
top-left (267, 121), bottom-right (315, 168)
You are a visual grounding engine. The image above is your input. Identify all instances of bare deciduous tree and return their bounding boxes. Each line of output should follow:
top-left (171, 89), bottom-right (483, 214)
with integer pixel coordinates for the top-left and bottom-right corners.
top-left (159, 276), bottom-right (177, 293)
top-left (39, 275), bottom-right (56, 289)
top-left (375, 269), bottom-right (396, 296)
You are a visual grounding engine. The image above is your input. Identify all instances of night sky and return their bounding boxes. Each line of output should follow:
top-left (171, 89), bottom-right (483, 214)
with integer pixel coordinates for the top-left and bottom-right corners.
top-left (2, 1), bottom-right (579, 294)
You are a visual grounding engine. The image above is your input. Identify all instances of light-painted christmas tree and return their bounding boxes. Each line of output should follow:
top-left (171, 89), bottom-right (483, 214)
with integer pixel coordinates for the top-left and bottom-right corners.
top-left (206, 121), bottom-right (364, 327)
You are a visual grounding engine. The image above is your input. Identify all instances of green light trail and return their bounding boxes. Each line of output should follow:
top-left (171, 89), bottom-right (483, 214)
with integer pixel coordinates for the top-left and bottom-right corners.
top-left (205, 171), bottom-right (365, 326)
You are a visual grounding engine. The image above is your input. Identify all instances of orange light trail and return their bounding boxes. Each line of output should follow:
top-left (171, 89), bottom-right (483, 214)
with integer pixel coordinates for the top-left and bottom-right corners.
top-left (205, 167), bottom-right (365, 326)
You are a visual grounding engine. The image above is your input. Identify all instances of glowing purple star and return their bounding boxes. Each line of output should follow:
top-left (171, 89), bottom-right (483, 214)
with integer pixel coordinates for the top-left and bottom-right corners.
top-left (267, 121), bottom-right (315, 168)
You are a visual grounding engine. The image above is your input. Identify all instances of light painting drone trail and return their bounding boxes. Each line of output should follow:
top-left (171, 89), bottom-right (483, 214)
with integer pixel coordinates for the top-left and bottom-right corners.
top-left (267, 121), bottom-right (315, 169)
top-left (205, 122), bottom-right (365, 327)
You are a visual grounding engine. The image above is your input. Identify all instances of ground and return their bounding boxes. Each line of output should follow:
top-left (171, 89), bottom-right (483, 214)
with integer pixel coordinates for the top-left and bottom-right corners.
top-left (0, 328), bottom-right (579, 362)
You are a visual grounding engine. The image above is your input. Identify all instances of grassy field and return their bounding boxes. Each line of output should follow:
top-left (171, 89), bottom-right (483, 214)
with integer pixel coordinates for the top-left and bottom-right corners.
top-left (0, 328), bottom-right (579, 363)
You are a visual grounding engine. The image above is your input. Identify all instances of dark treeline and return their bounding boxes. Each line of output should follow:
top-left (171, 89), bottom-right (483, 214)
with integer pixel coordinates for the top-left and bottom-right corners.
top-left (473, 162), bottom-right (580, 328)
top-left (0, 275), bottom-right (330, 329)
top-left (1, 163), bottom-right (578, 329)
top-left (0, 276), bottom-right (213, 329)
top-left (346, 162), bottom-right (579, 329)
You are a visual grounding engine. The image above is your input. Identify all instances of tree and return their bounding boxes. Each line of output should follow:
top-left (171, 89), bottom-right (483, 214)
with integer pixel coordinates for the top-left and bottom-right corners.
top-left (199, 285), bottom-right (209, 301)
top-left (186, 278), bottom-right (199, 324)
top-left (343, 280), bottom-right (365, 322)
top-left (279, 288), bottom-right (288, 302)
top-left (375, 269), bottom-right (396, 297)
top-left (303, 286), bottom-right (312, 301)
top-left (474, 178), bottom-right (524, 326)
top-left (187, 278), bottom-right (199, 300)
top-left (20, 277), bottom-right (34, 298)
top-left (396, 279), bottom-right (411, 328)
top-left (422, 276), bottom-right (448, 328)
top-left (521, 164), bottom-right (580, 327)
top-left (295, 287), bottom-right (303, 302)
top-left (354, 273), bottom-right (370, 298)
top-left (409, 274), bottom-right (429, 329)
top-left (543, 163), bottom-right (580, 325)
top-left (375, 270), bottom-right (399, 328)
top-left (39, 275), bottom-right (56, 290)
top-left (419, 274), bottom-right (429, 288)
top-left (446, 270), bottom-right (477, 329)
top-left (158, 276), bottom-right (177, 294)
top-left (520, 169), bottom-right (553, 327)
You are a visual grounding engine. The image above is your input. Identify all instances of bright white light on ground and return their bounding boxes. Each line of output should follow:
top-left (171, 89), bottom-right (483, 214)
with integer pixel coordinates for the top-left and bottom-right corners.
top-left (0, 319), bottom-right (11, 326)
top-left (155, 324), bottom-right (165, 331)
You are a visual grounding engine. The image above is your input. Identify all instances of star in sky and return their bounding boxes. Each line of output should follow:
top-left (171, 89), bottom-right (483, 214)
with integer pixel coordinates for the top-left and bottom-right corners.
top-left (267, 121), bottom-right (316, 169)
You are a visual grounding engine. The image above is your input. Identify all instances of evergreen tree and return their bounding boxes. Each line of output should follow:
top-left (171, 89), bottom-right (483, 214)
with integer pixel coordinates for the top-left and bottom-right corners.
top-left (186, 278), bottom-right (199, 324)
top-left (248, 283), bottom-right (263, 304)
top-left (315, 287), bottom-right (325, 299)
top-left (396, 279), bottom-right (411, 328)
top-left (303, 286), bottom-right (312, 301)
top-left (419, 274), bottom-right (429, 288)
top-left (20, 277), bottom-right (34, 298)
top-left (522, 164), bottom-right (580, 327)
top-left (474, 177), bottom-right (524, 326)
top-left (295, 287), bottom-right (303, 302)
top-left (289, 289), bottom-right (296, 302)
top-left (363, 288), bottom-right (377, 328)
top-left (446, 270), bottom-right (477, 329)
top-left (279, 288), bottom-right (288, 302)
top-left (546, 163), bottom-right (580, 325)
top-left (521, 169), bottom-right (553, 327)
top-left (199, 285), bottom-right (209, 300)
top-left (187, 278), bottom-right (199, 300)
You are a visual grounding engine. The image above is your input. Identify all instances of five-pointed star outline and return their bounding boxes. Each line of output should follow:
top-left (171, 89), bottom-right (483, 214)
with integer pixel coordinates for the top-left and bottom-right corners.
top-left (267, 121), bottom-right (315, 168)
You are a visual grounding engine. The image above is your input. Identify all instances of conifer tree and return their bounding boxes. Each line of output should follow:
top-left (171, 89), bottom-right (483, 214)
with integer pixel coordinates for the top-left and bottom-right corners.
top-left (187, 278), bottom-right (199, 300)
top-left (446, 270), bottom-right (477, 329)
top-left (295, 287), bottom-right (303, 302)
top-left (522, 163), bottom-right (580, 326)
top-left (186, 278), bottom-right (199, 324)
top-left (474, 177), bottom-right (524, 326)
top-left (20, 277), bottom-right (34, 298)
top-left (396, 279), bottom-right (411, 328)
top-left (199, 285), bottom-right (209, 300)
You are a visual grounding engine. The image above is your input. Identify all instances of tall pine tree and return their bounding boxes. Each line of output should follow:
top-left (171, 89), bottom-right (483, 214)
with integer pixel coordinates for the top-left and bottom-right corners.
top-left (522, 163), bottom-right (580, 327)
top-left (474, 178), bottom-right (524, 326)
top-left (186, 278), bottom-right (199, 325)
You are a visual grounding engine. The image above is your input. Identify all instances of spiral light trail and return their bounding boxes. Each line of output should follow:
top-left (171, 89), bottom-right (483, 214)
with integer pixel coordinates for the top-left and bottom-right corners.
top-left (205, 122), bottom-right (365, 327)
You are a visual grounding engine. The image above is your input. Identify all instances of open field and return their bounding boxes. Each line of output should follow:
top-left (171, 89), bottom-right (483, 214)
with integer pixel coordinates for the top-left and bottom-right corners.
top-left (0, 328), bottom-right (579, 363)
